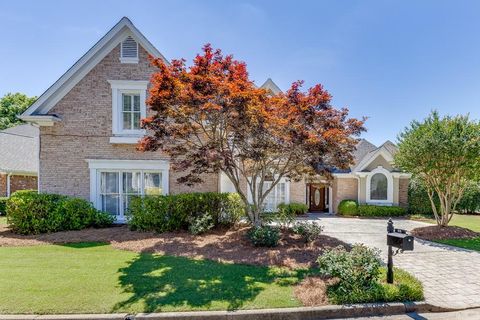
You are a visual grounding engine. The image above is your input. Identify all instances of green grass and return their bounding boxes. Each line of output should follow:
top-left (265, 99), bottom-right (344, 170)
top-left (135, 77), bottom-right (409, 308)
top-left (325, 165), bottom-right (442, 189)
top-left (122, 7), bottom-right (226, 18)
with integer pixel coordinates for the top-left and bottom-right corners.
top-left (411, 214), bottom-right (480, 232)
top-left (0, 242), bottom-right (303, 314)
top-left (327, 268), bottom-right (424, 304)
top-left (435, 237), bottom-right (480, 251)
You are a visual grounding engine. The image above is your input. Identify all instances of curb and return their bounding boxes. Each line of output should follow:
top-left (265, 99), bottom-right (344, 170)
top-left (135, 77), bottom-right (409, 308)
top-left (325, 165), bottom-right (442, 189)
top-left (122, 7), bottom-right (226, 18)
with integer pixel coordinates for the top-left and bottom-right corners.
top-left (0, 302), bottom-right (453, 320)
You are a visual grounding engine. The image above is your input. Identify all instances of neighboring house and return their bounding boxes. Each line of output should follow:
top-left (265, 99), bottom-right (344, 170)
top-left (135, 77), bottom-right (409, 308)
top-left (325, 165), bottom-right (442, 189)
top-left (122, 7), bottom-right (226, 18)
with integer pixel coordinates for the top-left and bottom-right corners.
top-left (0, 124), bottom-right (38, 196)
top-left (20, 17), bottom-right (410, 221)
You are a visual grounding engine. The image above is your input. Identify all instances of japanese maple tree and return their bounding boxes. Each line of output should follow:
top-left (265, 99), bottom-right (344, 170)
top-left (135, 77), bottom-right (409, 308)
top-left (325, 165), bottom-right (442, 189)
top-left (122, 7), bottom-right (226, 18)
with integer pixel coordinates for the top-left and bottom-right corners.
top-left (140, 44), bottom-right (365, 225)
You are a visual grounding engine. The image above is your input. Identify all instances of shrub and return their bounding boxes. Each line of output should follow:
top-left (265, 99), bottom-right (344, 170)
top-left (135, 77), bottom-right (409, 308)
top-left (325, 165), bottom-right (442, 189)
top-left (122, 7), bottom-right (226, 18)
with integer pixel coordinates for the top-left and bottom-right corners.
top-left (277, 202), bottom-right (308, 216)
top-left (247, 225), bottom-right (280, 247)
top-left (292, 221), bottom-right (323, 243)
top-left (456, 182), bottom-right (480, 214)
top-left (408, 179), bottom-right (437, 216)
top-left (0, 197), bottom-right (8, 215)
top-left (188, 213), bottom-right (215, 235)
top-left (357, 205), bottom-right (406, 217)
top-left (127, 192), bottom-right (245, 233)
top-left (338, 199), bottom-right (358, 215)
top-left (318, 245), bottom-right (382, 297)
top-left (6, 191), bottom-right (113, 235)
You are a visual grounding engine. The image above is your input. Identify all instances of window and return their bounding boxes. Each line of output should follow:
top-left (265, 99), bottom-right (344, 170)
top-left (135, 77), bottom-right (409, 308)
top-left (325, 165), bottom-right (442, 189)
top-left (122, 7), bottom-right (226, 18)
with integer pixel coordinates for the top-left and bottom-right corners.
top-left (256, 180), bottom-right (289, 212)
top-left (120, 36), bottom-right (138, 63)
top-left (98, 170), bottom-right (165, 218)
top-left (370, 173), bottom-right (388, 200)
top-left (108, 80), bottom-right (148, 139)
top-left (122, 93), bottom-right (141, 130)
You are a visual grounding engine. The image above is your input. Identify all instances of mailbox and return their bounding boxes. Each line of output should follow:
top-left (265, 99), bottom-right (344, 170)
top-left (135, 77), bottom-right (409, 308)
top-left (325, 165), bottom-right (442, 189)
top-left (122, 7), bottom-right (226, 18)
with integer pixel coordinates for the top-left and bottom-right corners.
top-left (387, 231), bottom-right (414, 251)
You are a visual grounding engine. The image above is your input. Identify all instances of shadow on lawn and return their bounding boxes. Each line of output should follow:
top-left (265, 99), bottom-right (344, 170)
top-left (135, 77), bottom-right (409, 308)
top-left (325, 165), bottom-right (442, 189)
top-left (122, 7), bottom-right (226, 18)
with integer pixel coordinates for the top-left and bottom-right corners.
top-left (113, 253), bottom-right (297, 312)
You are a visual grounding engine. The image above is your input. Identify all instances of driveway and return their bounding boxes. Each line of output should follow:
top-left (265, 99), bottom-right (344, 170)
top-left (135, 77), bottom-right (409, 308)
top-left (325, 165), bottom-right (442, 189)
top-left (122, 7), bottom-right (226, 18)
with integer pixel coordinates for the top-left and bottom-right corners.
top-left (305, 214), bottom-right (480, 310)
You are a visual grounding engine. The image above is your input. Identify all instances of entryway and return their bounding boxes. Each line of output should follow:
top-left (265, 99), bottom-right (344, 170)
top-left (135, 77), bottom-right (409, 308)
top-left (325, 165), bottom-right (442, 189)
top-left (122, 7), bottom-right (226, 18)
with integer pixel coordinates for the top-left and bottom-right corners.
top-left (308, 184), bottom-right (330, 213)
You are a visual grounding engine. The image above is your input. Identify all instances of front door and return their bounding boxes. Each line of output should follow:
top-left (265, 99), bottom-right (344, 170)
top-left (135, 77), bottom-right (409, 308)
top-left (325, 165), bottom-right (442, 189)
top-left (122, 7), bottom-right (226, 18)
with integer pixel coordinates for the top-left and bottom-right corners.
top-left (309, 184), bottom-right (326, 212)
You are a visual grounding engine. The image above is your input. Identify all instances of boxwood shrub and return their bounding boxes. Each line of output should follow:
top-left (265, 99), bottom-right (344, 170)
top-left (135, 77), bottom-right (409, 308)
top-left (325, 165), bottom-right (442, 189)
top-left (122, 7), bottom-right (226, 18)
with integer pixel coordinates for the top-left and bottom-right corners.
top-left (0, 197), bottom-right (8, 215)
top-left (357, 204), bottom-right (406, 217)
top-left (247, 225), bottom-right (280, 247)
top-left (277, 202), bottom-right (309, 215)
top-left (338, 199), bottom-right (358, 215)
top-left (126, 192), bottom-right (245, 233)
top-left (6, 191), bottom-right (114, 235)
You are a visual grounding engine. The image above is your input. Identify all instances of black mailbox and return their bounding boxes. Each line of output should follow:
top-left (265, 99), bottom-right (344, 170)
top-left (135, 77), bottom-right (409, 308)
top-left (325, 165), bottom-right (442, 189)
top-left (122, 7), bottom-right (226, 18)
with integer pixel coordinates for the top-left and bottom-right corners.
top-left (387, 232), bottom-right (414, 251)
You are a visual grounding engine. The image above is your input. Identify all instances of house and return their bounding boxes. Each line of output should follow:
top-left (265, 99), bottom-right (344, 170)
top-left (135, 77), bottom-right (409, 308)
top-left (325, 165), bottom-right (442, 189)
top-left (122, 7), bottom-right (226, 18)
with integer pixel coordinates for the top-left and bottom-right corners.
top-left (0, 124), bottom-right (38, 196)
top-left (20, 17), bottom-right (410, 221)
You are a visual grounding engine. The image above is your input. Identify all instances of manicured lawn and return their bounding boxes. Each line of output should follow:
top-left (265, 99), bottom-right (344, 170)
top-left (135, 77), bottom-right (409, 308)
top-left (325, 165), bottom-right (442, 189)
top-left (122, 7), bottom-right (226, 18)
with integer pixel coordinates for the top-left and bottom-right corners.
top-left (436, 237), bottom-right (480, 252)
top-left (412, 214), bottom-right (480, 232)
top-left (0, 242), bottom-right (303, 314)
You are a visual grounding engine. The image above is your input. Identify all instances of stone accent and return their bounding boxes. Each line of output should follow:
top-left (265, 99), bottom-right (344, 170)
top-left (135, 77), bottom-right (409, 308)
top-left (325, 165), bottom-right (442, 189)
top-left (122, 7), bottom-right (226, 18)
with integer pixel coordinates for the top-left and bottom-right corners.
top-left (332, 177), bottom-right (358, 213)
top-left (39, 44), bottom-right (218, 200)
top-left (399, 177), bottom-right (409, 208)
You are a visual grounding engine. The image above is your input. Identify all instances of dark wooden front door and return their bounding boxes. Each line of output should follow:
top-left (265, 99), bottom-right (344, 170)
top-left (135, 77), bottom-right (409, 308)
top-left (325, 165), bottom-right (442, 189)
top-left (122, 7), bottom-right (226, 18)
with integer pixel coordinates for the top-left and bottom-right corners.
top-left (309, 184), bottom-right (326, 212)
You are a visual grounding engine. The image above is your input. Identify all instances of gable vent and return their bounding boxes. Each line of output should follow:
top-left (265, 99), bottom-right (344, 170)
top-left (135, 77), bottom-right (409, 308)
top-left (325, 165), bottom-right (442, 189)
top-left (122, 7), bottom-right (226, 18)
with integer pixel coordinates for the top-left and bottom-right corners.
top-left (120, 36), bottom-right (138, 62)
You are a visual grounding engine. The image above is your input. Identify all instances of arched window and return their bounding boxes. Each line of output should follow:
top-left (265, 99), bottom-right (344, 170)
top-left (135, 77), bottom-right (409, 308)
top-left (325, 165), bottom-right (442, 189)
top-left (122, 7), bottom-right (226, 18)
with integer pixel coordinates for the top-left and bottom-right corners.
top-left (370, 173), bottom-right (388, 200)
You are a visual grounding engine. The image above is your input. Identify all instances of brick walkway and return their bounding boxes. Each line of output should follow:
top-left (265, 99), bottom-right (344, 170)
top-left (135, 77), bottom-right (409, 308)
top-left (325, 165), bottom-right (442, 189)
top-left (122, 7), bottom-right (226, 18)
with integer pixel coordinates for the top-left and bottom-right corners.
top-left (305, 215), bottom-right (480, 310)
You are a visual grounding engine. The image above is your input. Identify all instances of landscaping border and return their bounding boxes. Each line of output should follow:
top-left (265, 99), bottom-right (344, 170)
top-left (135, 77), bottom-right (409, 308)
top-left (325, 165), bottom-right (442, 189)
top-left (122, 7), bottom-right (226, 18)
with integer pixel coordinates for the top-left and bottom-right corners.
top-left (0, 302), bottom-right (454, 320)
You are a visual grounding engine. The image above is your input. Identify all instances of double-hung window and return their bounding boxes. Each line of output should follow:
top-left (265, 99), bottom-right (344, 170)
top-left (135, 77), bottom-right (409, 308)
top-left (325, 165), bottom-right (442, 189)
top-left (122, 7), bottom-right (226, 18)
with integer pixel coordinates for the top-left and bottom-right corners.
top-left (108, 80), bottom-right (148, 142)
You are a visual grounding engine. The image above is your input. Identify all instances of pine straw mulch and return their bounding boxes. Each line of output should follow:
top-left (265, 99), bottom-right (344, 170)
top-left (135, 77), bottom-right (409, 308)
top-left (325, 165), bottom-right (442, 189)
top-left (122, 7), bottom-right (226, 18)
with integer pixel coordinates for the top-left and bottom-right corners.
top-left (293, 276), bottom-right (337, 306)
top-left (411, 225), bottom-right (480, 241)
top-left (0, 223), bottom-right (349, 269)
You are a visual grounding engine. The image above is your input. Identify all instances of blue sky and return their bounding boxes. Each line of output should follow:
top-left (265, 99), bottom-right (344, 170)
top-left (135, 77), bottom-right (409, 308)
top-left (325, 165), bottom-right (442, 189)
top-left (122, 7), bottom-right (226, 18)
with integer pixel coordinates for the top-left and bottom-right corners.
top-left (1, 0), bottom-right (480, 145)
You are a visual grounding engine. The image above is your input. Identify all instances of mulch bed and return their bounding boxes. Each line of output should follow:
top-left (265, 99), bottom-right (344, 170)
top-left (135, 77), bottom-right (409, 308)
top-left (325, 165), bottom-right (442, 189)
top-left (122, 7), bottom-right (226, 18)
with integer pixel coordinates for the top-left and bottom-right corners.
top-left (411, 225), bottom-right (479, 241)
top-left (293, 276), bottom-right (337, 306)
top-left (0, 224), bottom-right (349, 269)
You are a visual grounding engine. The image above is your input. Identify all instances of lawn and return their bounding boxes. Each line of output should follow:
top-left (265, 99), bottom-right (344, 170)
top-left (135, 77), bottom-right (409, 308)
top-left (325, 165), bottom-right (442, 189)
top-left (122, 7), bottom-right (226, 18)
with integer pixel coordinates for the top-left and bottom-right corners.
top-left (412, 214), bottom-right (480, 232)
top-left (0, 242), bottom-right (303, 314)
top-left (435, 238), bottom-right (480, 251)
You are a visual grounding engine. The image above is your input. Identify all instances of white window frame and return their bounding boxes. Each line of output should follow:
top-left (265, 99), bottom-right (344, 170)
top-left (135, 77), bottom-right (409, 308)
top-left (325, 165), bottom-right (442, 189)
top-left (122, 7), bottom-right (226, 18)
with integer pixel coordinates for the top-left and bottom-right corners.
top-left (108, 80), bottom-right (148, 141)
top-left (87, 159), bottom-right (169, 222)
top-left (247, 177), bottom-right (290, 212)
top-left (120, 36), bottom-right (139, 64)
top-left (366, 166), bottom-right (393, 205)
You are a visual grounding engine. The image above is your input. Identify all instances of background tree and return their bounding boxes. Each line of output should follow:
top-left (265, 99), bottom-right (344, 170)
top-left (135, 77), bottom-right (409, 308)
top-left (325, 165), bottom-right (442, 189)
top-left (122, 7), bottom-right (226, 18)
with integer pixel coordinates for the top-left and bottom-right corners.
top-left (0, 93), bottom-right (36, 130)
top-left (395, 111), bottom-right (480, 226)
top-left (140, 44), bottom-right (365, 225)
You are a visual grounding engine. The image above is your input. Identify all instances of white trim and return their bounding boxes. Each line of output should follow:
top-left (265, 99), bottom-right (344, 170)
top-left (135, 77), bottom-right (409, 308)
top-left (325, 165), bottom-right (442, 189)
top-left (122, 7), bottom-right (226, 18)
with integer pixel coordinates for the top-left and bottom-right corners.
top-left (86, 159), bottom-right (169, 170)
top-left (246, 177), bottom-right (290, 211)
top-left (109, 136), bottom-right (142, 144)
top-left (19, 115), bottom-right (61, 127)
top-left (328, 186), bottom-right (333, 214)
top-left (365, 166), bottom-right (393, 205)
top-left (21, 17), bottom-right (168, 117)
top-left (332, 173), bottom-right (357, 178)
top-left (354, 147), bottom-right (395, 172)
top-left (86, 159), bottom-right (170, 222)
top-left (108, 80), bottom-right (148, 137)
top-left (6, 174), bottom-right (11, 197)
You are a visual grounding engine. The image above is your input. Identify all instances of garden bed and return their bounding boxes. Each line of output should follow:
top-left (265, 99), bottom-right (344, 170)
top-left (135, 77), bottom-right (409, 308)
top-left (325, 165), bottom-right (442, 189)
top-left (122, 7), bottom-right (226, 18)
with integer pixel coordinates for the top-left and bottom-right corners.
top-left (411, 225), bottom-right (479, 241)
top-left (0, 223), bottom-right (348, 268)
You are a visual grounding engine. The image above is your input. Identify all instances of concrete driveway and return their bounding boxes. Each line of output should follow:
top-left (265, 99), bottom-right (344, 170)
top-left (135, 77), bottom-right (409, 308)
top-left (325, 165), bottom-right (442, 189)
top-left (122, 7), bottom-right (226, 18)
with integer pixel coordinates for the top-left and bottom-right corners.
top-left (305, 214), bottom-right (480, 310)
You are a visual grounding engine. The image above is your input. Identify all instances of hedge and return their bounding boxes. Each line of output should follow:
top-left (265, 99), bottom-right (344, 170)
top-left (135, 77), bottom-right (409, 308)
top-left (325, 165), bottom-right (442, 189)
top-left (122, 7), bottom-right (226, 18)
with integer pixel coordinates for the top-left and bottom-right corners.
top-left (6, 191), bottom-right (114, 235)
top-left (0, 197), bottom-right (7, 215)
top-left (277, 202), bottom-right (308, 215)
top-left (126, 192), bottom-right (245, 233)
top-left (338, 199), bottom-right (406, 217)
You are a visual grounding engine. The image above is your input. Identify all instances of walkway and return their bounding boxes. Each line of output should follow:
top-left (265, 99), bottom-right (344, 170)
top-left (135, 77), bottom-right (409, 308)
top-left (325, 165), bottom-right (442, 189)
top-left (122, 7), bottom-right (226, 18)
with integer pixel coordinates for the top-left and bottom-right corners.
top-left (305, 214), bottom-right (480, 310)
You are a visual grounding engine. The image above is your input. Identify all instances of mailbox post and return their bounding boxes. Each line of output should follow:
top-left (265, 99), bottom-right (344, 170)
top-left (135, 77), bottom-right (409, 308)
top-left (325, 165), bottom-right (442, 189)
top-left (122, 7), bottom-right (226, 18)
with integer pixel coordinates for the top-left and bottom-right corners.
top-left (386, 218), bottom-right (414, 284)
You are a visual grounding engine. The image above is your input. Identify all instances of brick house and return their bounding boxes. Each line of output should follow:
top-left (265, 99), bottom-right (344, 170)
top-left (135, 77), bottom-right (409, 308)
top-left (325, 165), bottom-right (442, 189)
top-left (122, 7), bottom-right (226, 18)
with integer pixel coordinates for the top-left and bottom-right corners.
top-left (0, 124), bottom-right (38, 196)
top-left (20, 17), bottom-right (410, 222)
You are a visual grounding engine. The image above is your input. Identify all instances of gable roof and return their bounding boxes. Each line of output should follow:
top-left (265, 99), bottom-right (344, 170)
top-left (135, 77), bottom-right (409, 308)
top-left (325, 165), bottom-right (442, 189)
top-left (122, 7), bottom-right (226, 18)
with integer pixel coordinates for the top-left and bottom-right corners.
top-left (21, 17), bottom-right (167, 118)
top-left (352, 140), bottom-right (398, 172)
top-left (260, 78), bottom-right (282, 94)
top-left (0, 124), bottom-right (39, 174)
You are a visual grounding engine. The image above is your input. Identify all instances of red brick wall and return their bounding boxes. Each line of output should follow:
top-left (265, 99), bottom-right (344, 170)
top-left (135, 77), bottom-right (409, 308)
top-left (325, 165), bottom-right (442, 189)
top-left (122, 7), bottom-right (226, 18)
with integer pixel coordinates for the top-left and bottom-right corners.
top-left (10, 175), bottom-right (38, 195)
top-left (0, 174), bottom-right (6, 197)
top-left (399, 178), bottom-right (409, 208)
